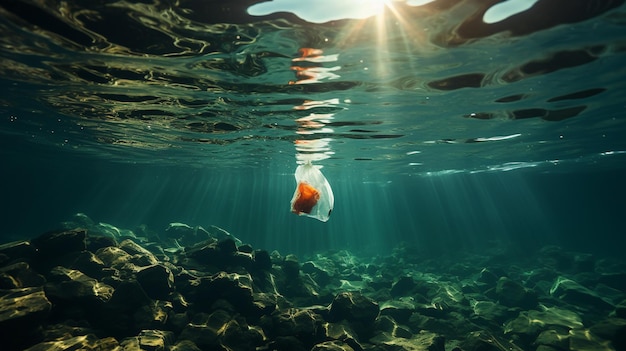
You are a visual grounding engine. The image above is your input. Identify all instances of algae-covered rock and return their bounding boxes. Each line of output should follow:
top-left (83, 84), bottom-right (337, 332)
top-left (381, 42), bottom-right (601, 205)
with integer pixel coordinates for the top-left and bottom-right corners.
top-left (371, 330), bottom-right (444, 351)
top-left (589, 318), bottom-right (626, 351)
top-left (311, 340), bottom-right (355, 351)
top-left (460, 330), bottom-right (524, 351)
top-left (495, 276), bottom-right (537, 309)
top-left (550, 276), bottom-right (614, 310)
top-left (569, 328), bottom-right (615, 351)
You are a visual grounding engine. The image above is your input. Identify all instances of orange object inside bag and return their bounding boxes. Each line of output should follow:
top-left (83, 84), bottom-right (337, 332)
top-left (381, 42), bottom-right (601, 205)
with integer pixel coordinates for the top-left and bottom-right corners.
top-left (291, 182), bottom-right (320, 215)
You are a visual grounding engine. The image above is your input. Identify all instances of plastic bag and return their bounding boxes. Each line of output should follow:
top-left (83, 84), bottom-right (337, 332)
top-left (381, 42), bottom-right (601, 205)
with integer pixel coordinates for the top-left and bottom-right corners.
top-left (290, 162), bottom-right (334, 222)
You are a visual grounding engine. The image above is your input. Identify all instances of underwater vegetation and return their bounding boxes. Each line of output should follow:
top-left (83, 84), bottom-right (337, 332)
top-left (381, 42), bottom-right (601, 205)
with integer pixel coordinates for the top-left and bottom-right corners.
top-left (0, 214), bottom-right (625, 351)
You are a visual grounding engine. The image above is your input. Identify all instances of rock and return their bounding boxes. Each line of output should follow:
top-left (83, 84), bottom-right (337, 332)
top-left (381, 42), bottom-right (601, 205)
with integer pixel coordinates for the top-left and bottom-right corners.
top-left (253, 249), bottom-right (272, 271)
top-left (460, 330), bottom-right (522, 351)
top-left (0, 262), bottom-right (45, 289)
top-left (379, 299), bottom-right (416, 324)
top-left (170, 340), bottom-right (202, 351)
top-left (375, 315), bottom-right (413, 339)
top-left (209, 225), bottom-right (243, 246)
top-left (550, 276), bottom-right (614, 310)
top-left (267, 336), bottom-right (308, 351)
top-left (31, 229), bottom-right (86, 257)
top-left (268, 308), bottom-right (325, 346)
top-left (329, 291), bottom-right (379, 336)
top-left (589, 318), bottom-right (626, 350)
top-left (119, 329), bottom-right (174, 350)
top-left (329, 291), bottom-right (379, 323)
top-left (133, 301), bottom-right (172, 330)
top-left (391, 276), bottom-right (416, 297)
top-left (24, 334), bottom-right (119, 351)
top-left (598, 272), bottom-right (626, 292)
top-left (0, 287), bottom-right (52, 350)
top-left (95, 246), bottom-right (132, 267)
top-left (45, 266), bottom-right (113, 302)
top-left (70, 251), bottom-right (107, 280)
top-left (0, 240), bottom-right (35, 265)
top-left (178, 310), bottom-right (231, 349)
top-left (534, 329), bottom-right (569, 350)
top-left (616, 299), bottom-right (626, 318)
top-left (504, 307), bottom-right (583, 345)
top-left (371, 330), bottom-right (444, 351)
top-left (311, 340), bottom-right (355, 351)
top-left (165, 223), bottom-right (212, 247)
top-left (495, 277), bottom-right (536, 308)
top-left (119, 239), bottom-right (159, 266)
top-left (31, 229), bottom-right (86, 271)
top-left (283, 254), bottom-right (300, 279)
top-left (219, 318), bottom-right (264, 350)
top-left (85, 235), bottom-right (117, 252)
top-left (477, 268), bottom-right (499, 285)
top-left (569, 328), bottom-right (615, 351)
top-left (93, 280), bottom-right (153, 336)
top-left (189, 271), bottom-right (254, 313)
top-left (302, 260), bottom-right (333, 287)
top-left (324, 320), bottom-right (363, 350)
top-left (470, 300), bottom-right (509, 325)
top-left (136, 264), bottom-right (174, 300)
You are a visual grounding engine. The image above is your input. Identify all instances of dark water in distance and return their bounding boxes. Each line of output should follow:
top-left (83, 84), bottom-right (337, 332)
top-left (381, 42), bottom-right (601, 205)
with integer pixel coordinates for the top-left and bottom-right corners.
top-left (1, 0), bottom-right (626, 257)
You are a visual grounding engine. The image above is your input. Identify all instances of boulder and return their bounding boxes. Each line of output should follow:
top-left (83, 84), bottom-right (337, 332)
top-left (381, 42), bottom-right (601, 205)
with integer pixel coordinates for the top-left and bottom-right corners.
top-left (119, 329), bottom-right (174, 350)
top-left (44, 266), bottom-right (113, 303)
top-left (23, 334), bottom-right (119, 351)
top-left (460, 330), bottom-right (521, 351)
top-left (0, 240), bottom-right (35, 265)
top-left (0, 262), bottom-right (46, 289)
top-left (569, 328), bottom-right (615, 351)
top-left (534, 329), bottom-right (569, 350)
top-left (311, 340), bottom-right (355, 351)
top-left (495, 277), bottom-right (536, 308)
top-left (70, 251), bottom-right (107, 280)
top-left (267, 308), bottom-right (325, 346)
top-left (136, 264), bottom-right (174, 300)
top-left (178, 310), bottom-right (231, 349)
top-left (550, 276), bottom-right (613, 311)
top-left (379, 299), bottom-right (416, 324)
top-left (119, 239), bottom-right (159, 267)
top-left (589, 318), bottom-right (626, 351)
top-left (370, 330), bottom-right (444, 351)
top-left (31, 229), bottom-right (86, 271)
top-left (219, 318), bottom-right (264, 350)
top-left (95, 246), bottom-right (132, 267)
top-left (391, 276), bottom-right (417, 297)
top-left (31, 229), bottom-right (86, 258)
top-left (189, 271), bottom-right (254, 313)
top-left (0, 287), bottom-right (52, 350)
top-left (329, 291), bottom-right (379, 336)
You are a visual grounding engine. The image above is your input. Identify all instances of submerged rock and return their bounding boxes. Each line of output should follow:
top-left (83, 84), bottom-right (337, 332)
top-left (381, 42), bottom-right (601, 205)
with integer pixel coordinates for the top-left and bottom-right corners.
top-left (550, 276), bottom-right (614, 311)
top-left (24, 334), bottom-right (119, 351)
top-left (495, 276), bottom-right (537, 309)
top-left (136, 264), bottom-right (174, 300)
top-left (0, 287), bottom-right (52, 350)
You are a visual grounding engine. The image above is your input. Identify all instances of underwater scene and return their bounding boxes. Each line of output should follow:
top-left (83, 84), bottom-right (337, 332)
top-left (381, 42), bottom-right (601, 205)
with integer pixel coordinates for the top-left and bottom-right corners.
top-left (2, 0), bottom-right (626, 350)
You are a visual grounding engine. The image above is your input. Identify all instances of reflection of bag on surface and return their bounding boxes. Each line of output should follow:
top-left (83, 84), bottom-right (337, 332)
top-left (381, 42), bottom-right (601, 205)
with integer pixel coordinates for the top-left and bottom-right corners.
top-left (290, 162), bottom-right (334, 222)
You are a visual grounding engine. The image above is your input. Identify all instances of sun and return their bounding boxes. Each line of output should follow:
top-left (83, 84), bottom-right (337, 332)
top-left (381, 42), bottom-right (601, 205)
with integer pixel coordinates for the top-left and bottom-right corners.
top-left (363, 0), bottom-right (391, 16)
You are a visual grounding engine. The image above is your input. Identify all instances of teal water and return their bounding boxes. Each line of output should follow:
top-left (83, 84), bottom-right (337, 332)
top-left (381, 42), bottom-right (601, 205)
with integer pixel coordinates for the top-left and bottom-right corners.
top-left (1, 0), bottom-right (626, 257)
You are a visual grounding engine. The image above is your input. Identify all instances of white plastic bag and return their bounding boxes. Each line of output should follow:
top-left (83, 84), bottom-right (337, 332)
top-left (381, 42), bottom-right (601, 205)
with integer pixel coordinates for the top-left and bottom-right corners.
top-left (290, 162), bottom-right (334, 222)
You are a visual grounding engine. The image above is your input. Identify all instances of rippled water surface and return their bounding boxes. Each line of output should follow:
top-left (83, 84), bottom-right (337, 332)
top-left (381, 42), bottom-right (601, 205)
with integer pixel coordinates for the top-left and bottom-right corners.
top-left (3, 0), bottom-right (625, 173)
top-left (2, 0), bottom-right (626, 254)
